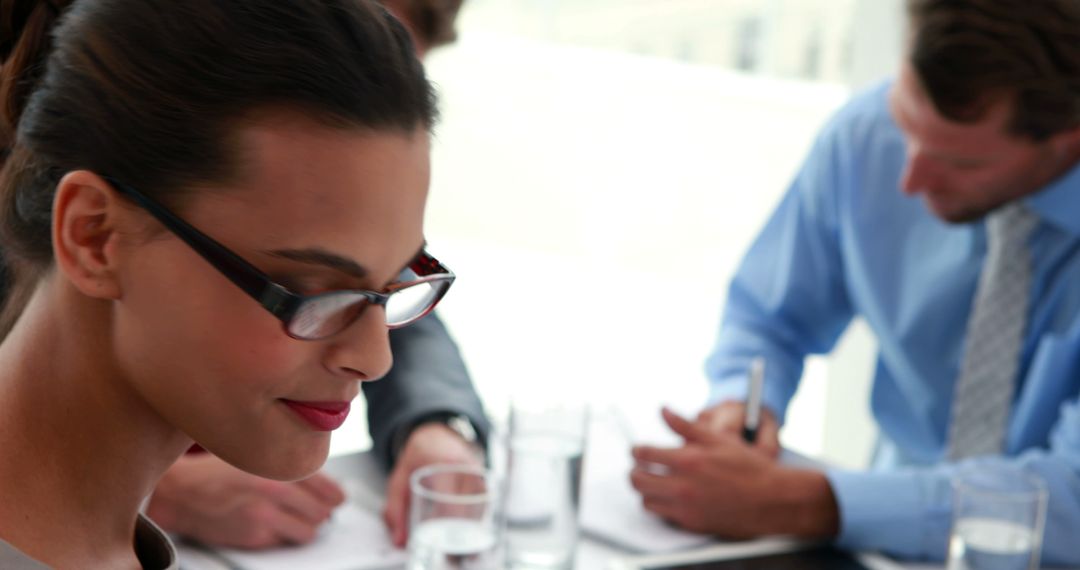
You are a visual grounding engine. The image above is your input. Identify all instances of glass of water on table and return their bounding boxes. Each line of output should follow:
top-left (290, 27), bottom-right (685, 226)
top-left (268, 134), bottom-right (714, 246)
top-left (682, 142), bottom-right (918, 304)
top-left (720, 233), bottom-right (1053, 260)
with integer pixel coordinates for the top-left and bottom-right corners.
top-left (947, 465), bottom-right (1047, 570)
top-left (504, 400), bottom-right (589, 570)
top-left (409, 464), bottom-right (501, 570)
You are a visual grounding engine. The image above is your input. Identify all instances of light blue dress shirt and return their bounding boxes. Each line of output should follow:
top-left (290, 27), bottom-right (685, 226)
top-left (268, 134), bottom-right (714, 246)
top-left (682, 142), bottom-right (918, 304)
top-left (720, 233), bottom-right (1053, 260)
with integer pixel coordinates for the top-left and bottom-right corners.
top-left (707, 81), bottom-right (1080, 564)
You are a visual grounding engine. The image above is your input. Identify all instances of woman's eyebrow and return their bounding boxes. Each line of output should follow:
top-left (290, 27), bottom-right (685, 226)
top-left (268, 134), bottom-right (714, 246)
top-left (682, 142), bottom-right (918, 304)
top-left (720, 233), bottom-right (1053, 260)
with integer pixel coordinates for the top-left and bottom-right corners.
top-left (263, 248), bottom-right (369, 279)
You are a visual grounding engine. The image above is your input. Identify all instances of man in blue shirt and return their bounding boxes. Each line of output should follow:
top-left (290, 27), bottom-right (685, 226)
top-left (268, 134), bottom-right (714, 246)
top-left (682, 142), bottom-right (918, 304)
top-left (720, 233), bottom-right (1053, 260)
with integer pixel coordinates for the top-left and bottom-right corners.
top-left (630, 0), bottom-right (1080, 564)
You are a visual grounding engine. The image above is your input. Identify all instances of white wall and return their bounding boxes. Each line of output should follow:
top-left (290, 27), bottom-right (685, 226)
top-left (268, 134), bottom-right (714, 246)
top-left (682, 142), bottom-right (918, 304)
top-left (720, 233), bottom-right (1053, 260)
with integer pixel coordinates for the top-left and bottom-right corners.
top-left (334, 6), bottom-right (903, 468)
top-left (333, 34), bottom-right (856, 460)
top-left (849, 0), bottom-right (904, 89)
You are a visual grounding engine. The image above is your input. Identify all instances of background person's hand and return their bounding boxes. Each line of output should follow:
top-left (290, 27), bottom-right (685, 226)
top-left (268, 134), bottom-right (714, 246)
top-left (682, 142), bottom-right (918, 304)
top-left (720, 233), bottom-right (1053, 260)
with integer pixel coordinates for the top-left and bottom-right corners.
top-left (694, 400), bottom-right (782, 459)
top-left (382, 421), bottom-right (484, 547)
top-left (147, 453), bottom-right (346, 549)
top-left (630, 408), bottom-right (838, 539)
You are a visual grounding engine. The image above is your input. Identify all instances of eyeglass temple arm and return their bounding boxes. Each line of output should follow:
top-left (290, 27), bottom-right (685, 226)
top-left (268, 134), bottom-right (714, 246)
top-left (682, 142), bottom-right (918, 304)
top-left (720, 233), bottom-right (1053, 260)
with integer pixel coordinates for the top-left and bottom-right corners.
top-left (105, 177), bottom-right (300, 319)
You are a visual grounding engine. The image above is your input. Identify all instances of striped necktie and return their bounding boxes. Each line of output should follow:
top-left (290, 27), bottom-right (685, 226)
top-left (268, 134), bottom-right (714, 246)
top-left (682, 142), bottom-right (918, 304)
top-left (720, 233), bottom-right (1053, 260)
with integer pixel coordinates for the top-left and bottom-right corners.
top-left (946, 203), bottom-right (1038, 461)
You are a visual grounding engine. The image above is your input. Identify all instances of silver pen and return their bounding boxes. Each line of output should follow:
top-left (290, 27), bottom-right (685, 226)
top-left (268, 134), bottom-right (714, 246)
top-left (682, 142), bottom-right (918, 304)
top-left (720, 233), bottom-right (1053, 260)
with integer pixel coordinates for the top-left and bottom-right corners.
top-left (742, 357), bottom-right (766, 444)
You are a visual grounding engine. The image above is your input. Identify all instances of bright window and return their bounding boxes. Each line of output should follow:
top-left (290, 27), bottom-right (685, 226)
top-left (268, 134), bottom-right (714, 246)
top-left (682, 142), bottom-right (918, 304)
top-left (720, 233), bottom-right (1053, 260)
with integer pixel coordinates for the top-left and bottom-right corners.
top-left (336, 0), bottom-right (900, 469)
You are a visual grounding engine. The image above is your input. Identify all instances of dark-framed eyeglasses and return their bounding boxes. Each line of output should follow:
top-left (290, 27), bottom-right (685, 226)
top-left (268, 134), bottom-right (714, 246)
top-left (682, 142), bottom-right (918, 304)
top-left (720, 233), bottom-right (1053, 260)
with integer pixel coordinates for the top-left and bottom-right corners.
top-left (105, 177), bottom-right (454, 341)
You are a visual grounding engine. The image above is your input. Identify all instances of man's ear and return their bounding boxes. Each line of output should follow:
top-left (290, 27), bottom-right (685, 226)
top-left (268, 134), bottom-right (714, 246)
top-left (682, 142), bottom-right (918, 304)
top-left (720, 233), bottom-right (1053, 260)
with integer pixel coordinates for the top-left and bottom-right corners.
top-left (1048, 122), bottom-right (1080, 161)
top-left (51, 170), bottom-right (130, 300)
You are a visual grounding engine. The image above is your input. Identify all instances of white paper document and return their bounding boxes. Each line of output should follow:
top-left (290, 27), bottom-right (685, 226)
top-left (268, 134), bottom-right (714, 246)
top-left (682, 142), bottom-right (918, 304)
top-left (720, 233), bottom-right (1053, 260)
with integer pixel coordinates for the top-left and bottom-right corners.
top-left (580, 409), bottom-right (716, 553)
top-left (581, 472), bottom-right (716, 553)
top-left (215, 503), bottom-right (407, 570)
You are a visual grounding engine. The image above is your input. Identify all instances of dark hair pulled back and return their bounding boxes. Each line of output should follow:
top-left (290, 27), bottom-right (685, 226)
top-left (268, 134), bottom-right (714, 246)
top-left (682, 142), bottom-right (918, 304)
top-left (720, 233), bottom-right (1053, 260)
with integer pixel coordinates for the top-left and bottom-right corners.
top-left (0, 0), bottom-right (436, 336)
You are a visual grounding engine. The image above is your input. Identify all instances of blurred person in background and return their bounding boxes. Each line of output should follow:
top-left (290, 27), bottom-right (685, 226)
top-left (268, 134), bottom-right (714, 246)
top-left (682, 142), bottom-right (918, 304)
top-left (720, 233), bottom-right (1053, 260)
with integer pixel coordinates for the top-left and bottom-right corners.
top-left (145, 0), bottom-right (488, 551)
top-left (631, 0), bottom-right (1080, 564)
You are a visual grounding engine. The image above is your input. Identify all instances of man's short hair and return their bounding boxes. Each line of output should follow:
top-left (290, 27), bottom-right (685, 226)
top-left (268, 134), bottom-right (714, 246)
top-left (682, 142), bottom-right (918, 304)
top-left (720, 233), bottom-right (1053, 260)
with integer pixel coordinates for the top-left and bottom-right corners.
top-left (907, 0), bottom-right (1080, 140)
top-left (383, 0), bottom-right (464, 50)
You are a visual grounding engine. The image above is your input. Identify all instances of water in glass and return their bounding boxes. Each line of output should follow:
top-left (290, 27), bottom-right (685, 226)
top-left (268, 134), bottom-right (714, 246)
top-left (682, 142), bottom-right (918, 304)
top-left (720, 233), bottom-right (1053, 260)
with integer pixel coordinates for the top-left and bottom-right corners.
top-left (506, 433), bottom-right (584, 569)
top-left (947, 517), bottom-right (1041, 570)
top-left (408, 517), bottom-right (500, 570)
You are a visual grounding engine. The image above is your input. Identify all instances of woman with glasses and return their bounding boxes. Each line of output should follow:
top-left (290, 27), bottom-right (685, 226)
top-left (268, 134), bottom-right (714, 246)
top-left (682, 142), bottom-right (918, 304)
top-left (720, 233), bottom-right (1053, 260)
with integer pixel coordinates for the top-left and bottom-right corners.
top-left (0, 0), bottom-right (451, 567)
top-left (144, 0), bottom-right (489, 552)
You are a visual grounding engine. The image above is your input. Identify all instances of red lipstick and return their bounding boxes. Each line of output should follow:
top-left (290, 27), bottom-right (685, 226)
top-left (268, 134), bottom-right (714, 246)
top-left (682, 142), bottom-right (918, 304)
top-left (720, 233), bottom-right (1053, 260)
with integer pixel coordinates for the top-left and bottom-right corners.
top-left (282, 400), bottom-right (351, 431)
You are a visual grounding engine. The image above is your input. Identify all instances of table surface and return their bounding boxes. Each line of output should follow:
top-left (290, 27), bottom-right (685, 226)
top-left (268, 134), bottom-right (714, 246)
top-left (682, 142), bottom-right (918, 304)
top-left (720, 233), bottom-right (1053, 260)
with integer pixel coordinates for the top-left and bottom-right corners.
top-left (173, 451), bottom-right (944, 570)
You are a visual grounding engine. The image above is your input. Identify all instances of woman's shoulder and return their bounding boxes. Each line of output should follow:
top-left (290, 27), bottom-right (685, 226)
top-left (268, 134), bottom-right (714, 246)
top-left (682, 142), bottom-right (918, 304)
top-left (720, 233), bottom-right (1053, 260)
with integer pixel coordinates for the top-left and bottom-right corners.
top-left (0, 515), bottom-right (177, 570)
top-left (0, 538), bottom-right (51, 570)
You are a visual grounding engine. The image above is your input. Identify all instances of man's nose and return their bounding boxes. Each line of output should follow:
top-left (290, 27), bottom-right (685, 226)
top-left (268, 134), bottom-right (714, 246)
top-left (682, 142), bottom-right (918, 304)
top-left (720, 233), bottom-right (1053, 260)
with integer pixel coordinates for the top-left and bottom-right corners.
top-left (901, 150), bottom-right (938, 196)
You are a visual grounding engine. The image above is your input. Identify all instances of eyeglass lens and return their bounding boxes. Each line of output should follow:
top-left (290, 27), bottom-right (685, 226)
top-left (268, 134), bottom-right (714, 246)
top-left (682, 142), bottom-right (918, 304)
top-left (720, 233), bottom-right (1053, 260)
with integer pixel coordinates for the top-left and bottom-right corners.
top-left (286, 278), bottom-right (449, 340)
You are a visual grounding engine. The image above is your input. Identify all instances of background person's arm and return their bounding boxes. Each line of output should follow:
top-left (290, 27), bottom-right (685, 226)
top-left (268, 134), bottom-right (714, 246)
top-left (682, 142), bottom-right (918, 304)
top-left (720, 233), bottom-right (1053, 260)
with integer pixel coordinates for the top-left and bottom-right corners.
top-left (632, 100), bottom-right (860, 541)
top-left (703, 105), bottom-right (857, 444)
top-left (827, 394), bottom-right (1080, 564)
top-left (364, 311), bottom-right (491, 546)
top-left (147, 453), bottom-right (345, 549)
top-left (364, 311), bottom-right (490, 469)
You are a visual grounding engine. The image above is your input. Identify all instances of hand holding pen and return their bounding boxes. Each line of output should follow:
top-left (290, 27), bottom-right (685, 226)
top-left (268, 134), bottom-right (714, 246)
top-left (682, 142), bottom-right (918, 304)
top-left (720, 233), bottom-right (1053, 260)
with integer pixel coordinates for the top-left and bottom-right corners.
top-left (694, 357), bottom-right (781, 458)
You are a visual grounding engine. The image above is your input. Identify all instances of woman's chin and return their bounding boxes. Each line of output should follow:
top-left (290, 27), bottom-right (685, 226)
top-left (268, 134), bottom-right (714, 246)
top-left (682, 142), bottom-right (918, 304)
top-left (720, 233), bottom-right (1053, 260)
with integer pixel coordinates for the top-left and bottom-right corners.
top-left (256, 458), bottom-right (327, 481)
top-left (210, 439), bottom-right (331, 481)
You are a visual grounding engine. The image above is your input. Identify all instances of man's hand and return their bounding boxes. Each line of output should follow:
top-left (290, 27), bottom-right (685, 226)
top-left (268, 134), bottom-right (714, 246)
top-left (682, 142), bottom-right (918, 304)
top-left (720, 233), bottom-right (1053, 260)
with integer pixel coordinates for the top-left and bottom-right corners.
top-left (147, 453), bottom-right (346, 549)
top-left (383, 422), bottom-right (484, 547)
top-left (695, 400), bottom-right (782, 459)
top-left (630, 408), bottom-right (839, 539)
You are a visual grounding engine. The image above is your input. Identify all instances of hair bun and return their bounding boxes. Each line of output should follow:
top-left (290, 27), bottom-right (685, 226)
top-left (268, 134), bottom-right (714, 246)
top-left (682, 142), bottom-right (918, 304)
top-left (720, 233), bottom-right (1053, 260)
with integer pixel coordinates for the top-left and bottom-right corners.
top-left (0, 0), bottom-right (71, 148)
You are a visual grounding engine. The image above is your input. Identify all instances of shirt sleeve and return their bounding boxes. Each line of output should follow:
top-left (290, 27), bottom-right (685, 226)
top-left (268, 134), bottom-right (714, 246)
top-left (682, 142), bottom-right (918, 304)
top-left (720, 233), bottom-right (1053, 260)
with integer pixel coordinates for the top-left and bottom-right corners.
top-left (827, 395), bottom-right (1080, 566)
top-left (706, 111), bottom-right (857, 423)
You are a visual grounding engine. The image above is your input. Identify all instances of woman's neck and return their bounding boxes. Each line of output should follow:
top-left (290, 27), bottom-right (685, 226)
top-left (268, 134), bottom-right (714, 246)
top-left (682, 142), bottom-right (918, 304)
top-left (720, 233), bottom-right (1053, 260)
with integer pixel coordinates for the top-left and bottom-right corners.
top-left (0, 280), bottom-right (192, 568)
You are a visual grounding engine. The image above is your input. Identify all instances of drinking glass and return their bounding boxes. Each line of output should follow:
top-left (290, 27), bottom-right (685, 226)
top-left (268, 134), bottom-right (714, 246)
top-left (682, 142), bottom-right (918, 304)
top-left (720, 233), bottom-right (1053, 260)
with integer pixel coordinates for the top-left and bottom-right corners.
top-left (947, 466), bottom-right (1047, 570)
top-left (504, 401), bottom-right (589, 570)
top-left (408, 464), bottom-right (501, 570)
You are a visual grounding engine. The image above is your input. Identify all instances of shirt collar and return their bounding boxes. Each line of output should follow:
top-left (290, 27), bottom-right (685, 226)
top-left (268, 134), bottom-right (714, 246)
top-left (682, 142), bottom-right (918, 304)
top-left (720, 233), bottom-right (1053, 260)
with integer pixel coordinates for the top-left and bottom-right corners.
top-left (1026, 158), bottom-right (1080, 235)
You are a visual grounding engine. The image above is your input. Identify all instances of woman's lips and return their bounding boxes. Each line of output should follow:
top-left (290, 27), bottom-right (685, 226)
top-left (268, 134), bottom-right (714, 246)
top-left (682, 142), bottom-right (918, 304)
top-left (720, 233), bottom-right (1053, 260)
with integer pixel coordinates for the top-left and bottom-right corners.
top-left (282, 400), bottom-right (351, 431)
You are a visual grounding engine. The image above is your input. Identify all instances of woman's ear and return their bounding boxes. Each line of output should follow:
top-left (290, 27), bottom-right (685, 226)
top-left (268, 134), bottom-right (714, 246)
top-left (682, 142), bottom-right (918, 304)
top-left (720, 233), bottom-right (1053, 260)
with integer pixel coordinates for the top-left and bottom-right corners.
top-left (51, 170), bottom-right (130, 300)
